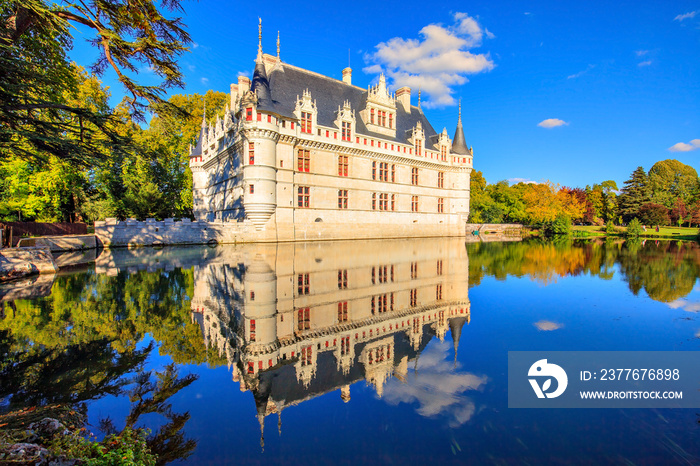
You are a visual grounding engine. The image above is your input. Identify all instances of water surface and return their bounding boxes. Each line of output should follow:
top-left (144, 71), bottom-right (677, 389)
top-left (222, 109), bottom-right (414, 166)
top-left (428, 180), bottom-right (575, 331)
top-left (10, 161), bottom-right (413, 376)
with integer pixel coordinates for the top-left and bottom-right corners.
top-left (1, 238), bottom-right (699, 464)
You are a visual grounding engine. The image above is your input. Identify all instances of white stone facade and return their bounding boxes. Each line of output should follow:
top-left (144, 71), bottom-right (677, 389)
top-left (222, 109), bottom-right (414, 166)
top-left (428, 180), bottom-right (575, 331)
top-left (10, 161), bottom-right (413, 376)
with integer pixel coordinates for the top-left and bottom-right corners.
top-left (188, 41), bottom-right (474, 242)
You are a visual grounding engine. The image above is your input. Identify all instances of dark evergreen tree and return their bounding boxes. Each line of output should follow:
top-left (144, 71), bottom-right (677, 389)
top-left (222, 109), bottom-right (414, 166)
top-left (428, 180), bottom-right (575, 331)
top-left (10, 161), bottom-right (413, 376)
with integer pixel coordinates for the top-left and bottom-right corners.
top-left (618, 166), bottom-right (651, 223)
top-left (0, 0), bottom-right (191, 166)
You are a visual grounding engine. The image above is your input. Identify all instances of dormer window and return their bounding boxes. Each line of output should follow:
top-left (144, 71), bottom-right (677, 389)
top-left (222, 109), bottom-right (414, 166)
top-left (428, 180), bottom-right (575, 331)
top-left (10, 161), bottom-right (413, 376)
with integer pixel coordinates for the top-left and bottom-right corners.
top-left (389, 114), bottom-right (393, 129)
top-left (295, 89), bottom-right (317, 136)
top-left (301, 112), bottom-right (312, 133)
top-left (246, 108), bottom-right (253, 121)
top-left (414, 139), bottom-right (422, 156)
top-left (342, 121), bottom-right (351, 141)
top-left (370, 108), bottom-right (375, 124)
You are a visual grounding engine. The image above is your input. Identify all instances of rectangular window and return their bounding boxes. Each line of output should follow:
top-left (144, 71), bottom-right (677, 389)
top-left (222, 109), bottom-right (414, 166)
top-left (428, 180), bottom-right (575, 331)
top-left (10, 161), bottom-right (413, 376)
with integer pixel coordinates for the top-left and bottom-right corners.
top-left (338, 155), bottom-right (349, 176)
top-left (371, 193), bottom-right (376, 210)
top-left (338, 302), bottom-right (348, 322)
top-left (248, 142), bottom-right (255, 165)
top-left (249, 184), bottom-right (254, 194)
top-left (414, 139), bottom-right (422, 156)
top-left (301, 112), bottom-right (312, 133)
top-left (246, 108), bottom-right (253, 121)
top-left (338, 189), bottom-right (348, 209)
top-left (250, 319), bottom-right (256, 342)
top-left (338, 269), bottom-right (348, 289)
top-left (411, 262), bottom-right (418, 280)
top-left (297, 186), bottom-right (310, 208)
top-left (370, 108), bottom-right (375, 124)
top-left (291, 122), bottom-right (295, 129)
top-left (267, 114), bottom-right (272, 123)
top-left (297, 149), bottom-right (310, 172)
top-left (257, 112), bottom-right (262, 122)
top-left (326, 130), bottom-right (329, 138)
top-left (301, 345), bottom-right (312, 365)
top-left (297, 274), bottom-right (310, 295)
top-left (391, 194), bottom-right (395, 211)
top-left (372, 161), bottom-right (376, 180)
top-left (391, 164), bottom-right (395, 183)
top-left (438, 198), bottom-right (444, 213)
top-left (437, 260), bottom-right (443, 275)
top-left (411, 196), bottom-right (419, 212)
top-left (438, 172), bottom-right (444, 188)
top-left (389, 113), bottom-right (393, 129)
top-left (440, 145), bottom-right (447, 162)
top-left (411, 167), bottom-right (419, 185)
top-left (298, 308), bottom-right (310, 330)
top-left (436, 284), bottom-right (443, 300)
top-left (410, 289), bottom-right (417, 307)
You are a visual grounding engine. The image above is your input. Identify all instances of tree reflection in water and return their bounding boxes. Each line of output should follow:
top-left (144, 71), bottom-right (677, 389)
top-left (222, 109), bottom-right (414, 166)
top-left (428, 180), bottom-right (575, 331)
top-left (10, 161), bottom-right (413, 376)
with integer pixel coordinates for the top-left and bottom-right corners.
top-left (467, 239), bottom-right (700, 304)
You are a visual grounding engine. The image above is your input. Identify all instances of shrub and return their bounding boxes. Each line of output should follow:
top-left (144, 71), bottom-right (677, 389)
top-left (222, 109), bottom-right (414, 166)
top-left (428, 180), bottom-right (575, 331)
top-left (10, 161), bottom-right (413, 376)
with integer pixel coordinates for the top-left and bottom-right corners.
top-left (625, 218), bottom-right (643, 238)
top-left (605, 220), bottom-right (616, 235)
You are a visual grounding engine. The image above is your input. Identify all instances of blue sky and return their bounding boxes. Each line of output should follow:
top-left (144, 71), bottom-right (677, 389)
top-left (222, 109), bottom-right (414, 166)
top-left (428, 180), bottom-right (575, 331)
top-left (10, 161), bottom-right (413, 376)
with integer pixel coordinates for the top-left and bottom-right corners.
top-left (69, 0), bottom-right (700, 189)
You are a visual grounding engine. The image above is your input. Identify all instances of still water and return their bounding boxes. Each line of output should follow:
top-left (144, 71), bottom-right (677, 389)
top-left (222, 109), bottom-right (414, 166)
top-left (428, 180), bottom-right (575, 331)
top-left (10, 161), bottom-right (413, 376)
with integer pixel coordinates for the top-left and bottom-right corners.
top-left (1, 238), bottom-right (699, 464)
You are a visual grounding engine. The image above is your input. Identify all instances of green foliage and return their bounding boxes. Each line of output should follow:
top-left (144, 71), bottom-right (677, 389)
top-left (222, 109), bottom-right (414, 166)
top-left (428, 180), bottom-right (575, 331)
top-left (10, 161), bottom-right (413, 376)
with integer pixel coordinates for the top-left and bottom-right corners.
top-left (618, 167), bottom-right (651, 223)
top-left (648, 159), bottom-right (699, 209)
top-left (47, 427), bottom-right (156, 466)
top-left (605, 220), bottom-right (616, 234)
top-left (626, 217), bottom-right (643, 237)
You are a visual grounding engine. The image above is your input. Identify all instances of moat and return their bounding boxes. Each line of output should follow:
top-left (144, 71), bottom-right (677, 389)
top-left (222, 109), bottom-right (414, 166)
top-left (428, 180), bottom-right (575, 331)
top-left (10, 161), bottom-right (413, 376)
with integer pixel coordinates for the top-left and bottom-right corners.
top-left (1, 238), bottom-right (699, 464)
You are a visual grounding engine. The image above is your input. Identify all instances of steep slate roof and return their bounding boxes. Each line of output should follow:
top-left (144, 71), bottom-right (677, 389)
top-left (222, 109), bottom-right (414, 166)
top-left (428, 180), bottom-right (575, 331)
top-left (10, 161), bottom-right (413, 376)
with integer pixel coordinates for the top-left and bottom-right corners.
top-left (254, 61), bottom-right (441, 150)
top-left (451, 118), bottom-right (470, 155)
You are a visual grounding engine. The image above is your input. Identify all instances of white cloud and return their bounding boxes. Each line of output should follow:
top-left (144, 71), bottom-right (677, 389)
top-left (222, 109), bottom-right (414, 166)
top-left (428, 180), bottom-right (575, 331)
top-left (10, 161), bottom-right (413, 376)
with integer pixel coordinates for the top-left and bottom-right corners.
top-left (508, 178), bottom-right (538, 184)
top-left (667, 299), bottom-right (700, 312)
top-left (534, 320), bottom-right (563, 331)
top-left (567, 64), bottom-right (594, 79)
top-left (637, 60), bottom-right (652, 67)
top-left (538, 118), bottom-right (569, 128)
top-left (674, 11), bottom-right (698, 21)
top-left (635, 50), bottom-right (649, 57)
top-left (364, 12), bottom-right (494, 108)
top-left (668, 139), bottom-right (700, 152)
top-left (381, 341), bottom-right (488, 427)
top-left (200, 77), bottom-right (209, 85)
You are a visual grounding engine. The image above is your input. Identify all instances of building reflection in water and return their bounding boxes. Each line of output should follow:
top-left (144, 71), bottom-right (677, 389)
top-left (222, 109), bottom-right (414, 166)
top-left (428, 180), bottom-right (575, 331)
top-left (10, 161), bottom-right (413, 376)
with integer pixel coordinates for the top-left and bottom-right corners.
top-left (189, 238), bottom-right (473, 447)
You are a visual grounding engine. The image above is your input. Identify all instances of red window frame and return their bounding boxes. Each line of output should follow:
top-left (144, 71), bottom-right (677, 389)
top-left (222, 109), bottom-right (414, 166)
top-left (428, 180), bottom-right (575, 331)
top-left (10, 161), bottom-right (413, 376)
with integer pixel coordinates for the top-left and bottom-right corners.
top-left (297, 149), bottom-right (310, 172)
top-left (248, 142), bottom-right (254, 165)
top-left (297, 186), bottom-right (310, 208)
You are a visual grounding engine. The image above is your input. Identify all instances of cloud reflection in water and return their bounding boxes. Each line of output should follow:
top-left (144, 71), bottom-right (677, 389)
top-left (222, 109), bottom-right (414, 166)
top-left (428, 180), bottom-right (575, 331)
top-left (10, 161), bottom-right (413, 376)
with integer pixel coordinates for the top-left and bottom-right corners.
top-left (381, 341), bottom-right (488, 427)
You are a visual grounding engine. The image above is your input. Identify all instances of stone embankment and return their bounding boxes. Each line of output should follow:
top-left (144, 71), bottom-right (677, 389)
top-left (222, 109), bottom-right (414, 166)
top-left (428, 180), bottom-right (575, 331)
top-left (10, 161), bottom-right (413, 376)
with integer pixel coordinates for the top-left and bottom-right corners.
top-left (0, 247), bottom-right (57, 283)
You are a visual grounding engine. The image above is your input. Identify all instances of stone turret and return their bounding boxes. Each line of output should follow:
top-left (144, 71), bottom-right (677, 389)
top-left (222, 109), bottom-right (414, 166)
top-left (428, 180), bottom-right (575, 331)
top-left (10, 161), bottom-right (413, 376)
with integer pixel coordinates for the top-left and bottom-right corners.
top-left (451, 99), bottom-right (470, 155)
top-left (241, 19), bottom-right (280, 230)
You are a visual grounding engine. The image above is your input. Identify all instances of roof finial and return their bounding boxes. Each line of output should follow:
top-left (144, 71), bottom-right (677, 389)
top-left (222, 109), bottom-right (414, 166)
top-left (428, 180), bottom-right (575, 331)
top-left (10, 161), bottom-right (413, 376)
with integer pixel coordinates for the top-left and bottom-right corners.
top-left (276, 31), bottom-right (280, 59)
top-left (418, 88), bottom-right (422, 110)
top-left (256, 17), bottom-right (263, 62)
top-left (458, 98), bottom-right (462, 125)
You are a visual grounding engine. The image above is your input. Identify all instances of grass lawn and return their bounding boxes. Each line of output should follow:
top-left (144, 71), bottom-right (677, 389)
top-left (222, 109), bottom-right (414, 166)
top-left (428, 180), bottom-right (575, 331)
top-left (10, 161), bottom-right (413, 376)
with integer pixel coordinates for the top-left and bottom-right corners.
top-left (571, 224), bottom-right (700, 240)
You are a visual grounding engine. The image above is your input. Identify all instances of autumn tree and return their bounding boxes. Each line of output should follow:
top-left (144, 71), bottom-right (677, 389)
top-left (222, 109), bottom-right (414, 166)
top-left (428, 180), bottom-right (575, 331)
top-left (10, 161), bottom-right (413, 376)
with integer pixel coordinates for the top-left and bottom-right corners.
top-left (638, 202), bottom-right (670, 226)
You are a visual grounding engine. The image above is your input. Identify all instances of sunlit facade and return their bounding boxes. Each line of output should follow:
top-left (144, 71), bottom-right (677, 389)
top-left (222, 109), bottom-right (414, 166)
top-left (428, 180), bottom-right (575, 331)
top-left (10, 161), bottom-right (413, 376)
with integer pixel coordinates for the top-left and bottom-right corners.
top-left (188, 30), bottom-right (473, 241)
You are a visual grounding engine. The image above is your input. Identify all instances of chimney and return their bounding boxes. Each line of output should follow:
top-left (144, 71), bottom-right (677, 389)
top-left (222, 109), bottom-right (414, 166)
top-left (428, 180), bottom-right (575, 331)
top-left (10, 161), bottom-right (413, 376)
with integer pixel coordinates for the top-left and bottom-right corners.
top-left (230, 83), bottom-right (238, 108)
top-left (238, 75), bottom-right (251, 98)
top-left (342, 67), bottom-right (352, 85)
top-left (396, 86), bottom-right (411, 112)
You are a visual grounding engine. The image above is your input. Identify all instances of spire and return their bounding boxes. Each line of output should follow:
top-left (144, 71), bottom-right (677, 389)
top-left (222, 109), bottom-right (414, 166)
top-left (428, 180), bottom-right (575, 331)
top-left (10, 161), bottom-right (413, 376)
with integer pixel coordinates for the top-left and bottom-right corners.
top-left (449, 317), bottom-right (468, 367)
top-left (276, 31), bottom-right (280, 60)
top-left (451, 98), bottom-right (469, 155)
top-left (417, 88), bottom-right (421, 110)
top-left (258, 411), bottom-right (265, 452)
top-left (256, 17), bottom-right (263, 63)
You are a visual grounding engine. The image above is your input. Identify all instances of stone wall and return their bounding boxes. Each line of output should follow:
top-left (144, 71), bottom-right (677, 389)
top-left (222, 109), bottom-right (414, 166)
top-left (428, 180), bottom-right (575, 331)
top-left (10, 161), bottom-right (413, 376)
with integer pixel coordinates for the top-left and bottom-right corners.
top-left (95, 216), bottom-right (466, 247)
